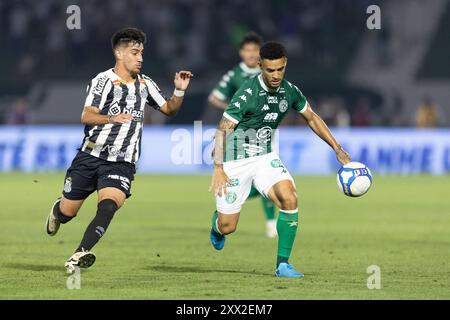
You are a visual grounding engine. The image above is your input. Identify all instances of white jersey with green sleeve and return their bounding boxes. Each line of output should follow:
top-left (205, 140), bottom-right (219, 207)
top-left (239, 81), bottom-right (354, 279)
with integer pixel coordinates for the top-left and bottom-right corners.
top-left (223, 74), bottom-right (308, 162)
top-left (211, 62), bottom-right (260, 101)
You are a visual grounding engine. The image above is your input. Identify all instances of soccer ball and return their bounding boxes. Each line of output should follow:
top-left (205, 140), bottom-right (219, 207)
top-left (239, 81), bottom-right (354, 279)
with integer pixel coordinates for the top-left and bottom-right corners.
top-left (337, 162), bottom-right (372, 197)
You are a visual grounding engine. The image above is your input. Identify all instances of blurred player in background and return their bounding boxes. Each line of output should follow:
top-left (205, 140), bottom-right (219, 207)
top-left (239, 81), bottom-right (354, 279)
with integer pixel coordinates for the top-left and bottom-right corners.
top-left (208, 32), bottom-right (278, 238)
top-left (45, 27), bottom-right (193, 273)
top-left (209, 41), bottom-right (351, 277)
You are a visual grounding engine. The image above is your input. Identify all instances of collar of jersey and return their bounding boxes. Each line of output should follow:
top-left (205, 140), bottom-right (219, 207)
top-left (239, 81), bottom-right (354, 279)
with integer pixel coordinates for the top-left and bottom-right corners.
top-left (239, 62), bottom-right (260, 75)
top-left (109, 68), bottom-right (139, 84)
top-left (258, 74), bottom-right (280, 93)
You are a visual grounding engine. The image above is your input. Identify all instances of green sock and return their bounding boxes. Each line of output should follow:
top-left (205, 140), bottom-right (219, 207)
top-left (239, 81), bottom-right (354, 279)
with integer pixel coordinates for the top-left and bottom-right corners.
top-left (276, 209), bottom-right (299, 267)
top-left (211, 210), bottom-right (222, 234)
top-left (261, 197), bottom-right (276, 220)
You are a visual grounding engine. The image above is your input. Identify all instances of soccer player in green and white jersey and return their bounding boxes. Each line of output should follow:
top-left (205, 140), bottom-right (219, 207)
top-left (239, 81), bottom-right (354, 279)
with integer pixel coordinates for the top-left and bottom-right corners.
top-left (208, 32), bottom-right (278, 238)
top-left (208, 42), bottom-right (351, 277)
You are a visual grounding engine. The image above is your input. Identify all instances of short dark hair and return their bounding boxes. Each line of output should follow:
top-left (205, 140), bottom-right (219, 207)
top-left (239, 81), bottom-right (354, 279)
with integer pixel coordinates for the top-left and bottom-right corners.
top-left (260, 41), bottom-right (286, 60)
top-left (111, 27), bottom-right (146, 50)
top-left (239, 31), bottom-right (263, 49)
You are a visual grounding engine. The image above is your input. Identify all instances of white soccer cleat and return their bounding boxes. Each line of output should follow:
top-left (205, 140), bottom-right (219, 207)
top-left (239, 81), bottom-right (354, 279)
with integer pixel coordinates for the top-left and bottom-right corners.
top-left (266, 219), bottom-right (278, 238)
top-left (46, 198), bottom-right (61, 236)
top-left (65, 250), bottom-right (96, 274)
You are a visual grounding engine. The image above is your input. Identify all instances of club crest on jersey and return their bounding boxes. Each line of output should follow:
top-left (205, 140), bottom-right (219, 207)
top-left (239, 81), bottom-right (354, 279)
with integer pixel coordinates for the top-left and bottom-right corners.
top-left (113, 87), bottom-right (122, 99)
top-left (64, 177), bottom-right (72, 193)
top-left (279, 99), bottom-right (288, 112)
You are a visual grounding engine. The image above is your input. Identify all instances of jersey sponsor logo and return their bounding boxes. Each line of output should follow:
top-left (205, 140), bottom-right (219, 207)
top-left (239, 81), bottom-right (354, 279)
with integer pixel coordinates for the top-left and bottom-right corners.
top-left (263, 112), bottom-right (278, 122)
top-left (107, 174), bottom-right (130, 190)
top-left (92, 75), bottom-right (108, 95)
top-left (267, 96), bottom-right (278, 104)
top-left (256, 126), bottom-right (272, 143)
top-left (226, 178), bottom-right (240, 187)
top-left (101, 145), bottom-right (131, 158)
top-left (245, 88), bottom-right (253, 95)
top-left (108, 102), bottom-right (121, 115)
top-left (270, 159), bottom-right (284, 168)
top-left (126, 94), bottom-right (136, 102)
top-left (261, 104), bottom-right (270, 111)
top-left (279, 99), bottom-right (288, 112)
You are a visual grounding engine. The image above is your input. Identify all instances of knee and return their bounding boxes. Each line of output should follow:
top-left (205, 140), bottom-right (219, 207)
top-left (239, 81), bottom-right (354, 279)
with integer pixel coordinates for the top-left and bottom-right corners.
top-left (98, 199), bottom-right (119, 215)
top-left (59, 202), bottom-right (79, 217)
top-left (279, 194), bottom-right (297, 210)
top-left (219, 222), bottom-right (237, 235)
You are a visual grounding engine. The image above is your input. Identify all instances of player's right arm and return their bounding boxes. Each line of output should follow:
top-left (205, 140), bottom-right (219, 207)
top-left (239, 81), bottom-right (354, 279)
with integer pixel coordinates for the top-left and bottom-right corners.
top-left (209, 116), bottom-right (236, 197)
top-left (81, 73), bottom-right (132, 125)
top-left (81, 107), bottom-right (132, 125)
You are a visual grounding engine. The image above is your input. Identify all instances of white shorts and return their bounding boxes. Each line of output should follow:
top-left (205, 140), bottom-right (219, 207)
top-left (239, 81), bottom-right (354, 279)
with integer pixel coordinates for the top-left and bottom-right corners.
top-left (216, 152), bottom-right (295, 214)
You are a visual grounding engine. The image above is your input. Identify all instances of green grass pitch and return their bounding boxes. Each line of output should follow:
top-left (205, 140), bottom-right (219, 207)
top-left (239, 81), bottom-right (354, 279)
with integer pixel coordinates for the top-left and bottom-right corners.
top-left (0, 173), bottom-right (449, 299)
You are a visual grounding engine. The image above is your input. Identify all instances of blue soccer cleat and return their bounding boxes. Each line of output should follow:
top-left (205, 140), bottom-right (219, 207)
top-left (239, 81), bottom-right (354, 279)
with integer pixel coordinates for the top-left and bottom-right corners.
top-left (210, 228), bottom-right (226, 250)
top-left (275, 263), bottom-right (304, 278)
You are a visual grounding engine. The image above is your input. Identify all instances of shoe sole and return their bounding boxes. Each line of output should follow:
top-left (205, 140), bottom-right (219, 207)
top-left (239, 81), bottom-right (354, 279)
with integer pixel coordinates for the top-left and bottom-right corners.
top-left (78, 253), bottom-right (96, 269)
top-left (46, 198), bottom-right (61, 236)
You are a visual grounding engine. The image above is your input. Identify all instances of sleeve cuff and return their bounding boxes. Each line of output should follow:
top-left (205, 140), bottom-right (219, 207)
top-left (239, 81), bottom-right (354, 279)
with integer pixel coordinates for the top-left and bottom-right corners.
top-left (298, 100), bottom-right (308, 113)
top-left (223, 112), bottom-right (239, 124)
top-left (212, 89), bottom-right (227, 101)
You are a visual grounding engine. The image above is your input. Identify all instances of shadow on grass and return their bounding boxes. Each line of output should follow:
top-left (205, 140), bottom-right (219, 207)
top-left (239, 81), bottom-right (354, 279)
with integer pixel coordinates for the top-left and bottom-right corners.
top-left (145, 265), bottom-right (270, 276)
top-left (2, 263), bottom-right (63, 272)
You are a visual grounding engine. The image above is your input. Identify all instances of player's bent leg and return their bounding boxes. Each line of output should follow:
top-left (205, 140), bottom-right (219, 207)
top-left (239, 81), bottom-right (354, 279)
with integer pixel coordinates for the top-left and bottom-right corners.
top-left (66, 188), bottom-right (125, 273)
top-left (267, 180), bottom-right (303, 278)
top-left (75, 187), bottom-right (124, 252)
top-left (210, 211), bottom-right (240, 250)
top-left (46, 196), bottom-right (84, 236)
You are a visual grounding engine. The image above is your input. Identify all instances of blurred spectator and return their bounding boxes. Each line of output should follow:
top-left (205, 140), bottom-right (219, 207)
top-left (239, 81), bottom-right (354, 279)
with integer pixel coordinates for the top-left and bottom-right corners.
top-left (351, 96), bottom-right (372, 127)
top-left (416, 96), bottom-right (438, 128)
top-left (7, 98), bottom-right (29, 125)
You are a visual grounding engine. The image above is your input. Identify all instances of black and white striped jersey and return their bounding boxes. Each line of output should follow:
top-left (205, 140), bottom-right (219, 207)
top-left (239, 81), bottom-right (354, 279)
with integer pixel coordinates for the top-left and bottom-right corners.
top-left (80, 68), bottom-right (167, 164)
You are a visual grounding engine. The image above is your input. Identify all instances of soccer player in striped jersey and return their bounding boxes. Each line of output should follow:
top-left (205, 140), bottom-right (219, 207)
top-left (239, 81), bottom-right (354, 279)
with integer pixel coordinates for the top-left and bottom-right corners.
top-left (208, 32), bottom-right (279, 238)
top-left (45, 28), bottom-right (193, 273)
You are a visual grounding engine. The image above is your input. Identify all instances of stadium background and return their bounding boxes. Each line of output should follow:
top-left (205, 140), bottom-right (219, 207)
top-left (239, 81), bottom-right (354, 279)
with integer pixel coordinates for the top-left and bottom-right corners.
top-left (0, 0), bottom-right (449, 300)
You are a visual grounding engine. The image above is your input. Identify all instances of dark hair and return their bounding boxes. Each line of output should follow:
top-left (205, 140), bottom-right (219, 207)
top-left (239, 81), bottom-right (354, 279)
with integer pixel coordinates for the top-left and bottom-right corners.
top-left (111, 27), bottom-right (146, 50)
top-left (239, 31), bottom-right (263, 49)
top-left (260, 41), bottom-right (286, 60)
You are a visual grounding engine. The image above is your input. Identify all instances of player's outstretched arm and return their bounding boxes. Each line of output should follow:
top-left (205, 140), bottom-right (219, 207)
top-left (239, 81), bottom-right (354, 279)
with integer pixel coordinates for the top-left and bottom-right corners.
top-left (81, 106), bottom-right (132, 125)
top-left (209, 116), bottom-right (235, 197)
top-left (300, 103), bottom-right (351, 165)
top-left (159, 71), bottom-right (193, 116)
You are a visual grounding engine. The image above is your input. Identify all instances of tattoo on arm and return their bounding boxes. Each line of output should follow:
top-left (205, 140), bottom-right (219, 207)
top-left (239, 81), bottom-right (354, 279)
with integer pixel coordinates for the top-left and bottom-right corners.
top-left (213, 117), bottom-right (237, 166)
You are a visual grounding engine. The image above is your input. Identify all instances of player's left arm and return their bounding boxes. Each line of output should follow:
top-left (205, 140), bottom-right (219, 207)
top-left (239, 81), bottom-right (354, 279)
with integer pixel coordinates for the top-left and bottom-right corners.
top-left (159, 71), bottom-right (194, 116)
top-left (301, 103), bottom-right (351, 165)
